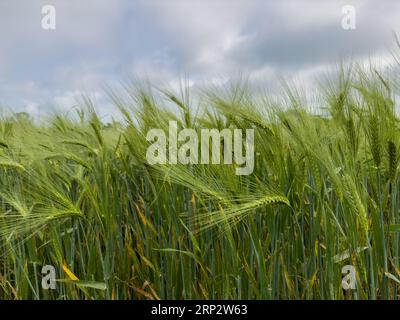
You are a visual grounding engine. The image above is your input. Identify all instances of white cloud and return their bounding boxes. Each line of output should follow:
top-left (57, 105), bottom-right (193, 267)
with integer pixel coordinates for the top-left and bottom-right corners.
top-left (1, 0), bottom-right (400, 119)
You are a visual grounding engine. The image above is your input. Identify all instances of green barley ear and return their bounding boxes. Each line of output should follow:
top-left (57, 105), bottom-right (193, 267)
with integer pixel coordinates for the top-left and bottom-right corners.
top-left (388, 140), bottom-right (397, 182)
top-left (343, 174), bottom-right (369, 241)
top-left (345, 118), bottom-right (358, 157)
top-left (368, 115), bottom-right (381, 168)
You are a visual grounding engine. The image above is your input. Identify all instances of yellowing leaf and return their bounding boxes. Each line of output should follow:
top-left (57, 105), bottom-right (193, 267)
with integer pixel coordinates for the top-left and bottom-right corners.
top-left (62, 263), bottom-right (79, 281)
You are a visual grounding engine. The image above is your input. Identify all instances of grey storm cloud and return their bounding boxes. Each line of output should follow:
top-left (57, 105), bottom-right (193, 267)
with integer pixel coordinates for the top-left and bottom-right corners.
top-left (226, 1), bottom-right (398, 70)
top-left (0, 0), bottom-right (398, 117)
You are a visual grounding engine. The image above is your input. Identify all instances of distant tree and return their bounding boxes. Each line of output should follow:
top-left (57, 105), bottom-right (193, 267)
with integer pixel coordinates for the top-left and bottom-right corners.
top-left (14, 112), bottom-right (31, 122)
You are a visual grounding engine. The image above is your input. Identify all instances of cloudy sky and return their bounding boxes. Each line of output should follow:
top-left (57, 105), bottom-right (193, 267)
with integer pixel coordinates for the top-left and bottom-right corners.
top-left (0, 0), bottom-right (399, 119)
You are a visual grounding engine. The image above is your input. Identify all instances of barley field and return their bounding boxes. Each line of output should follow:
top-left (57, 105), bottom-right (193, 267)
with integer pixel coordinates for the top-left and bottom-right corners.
top-left (1, 62), bottom-right (400, 300)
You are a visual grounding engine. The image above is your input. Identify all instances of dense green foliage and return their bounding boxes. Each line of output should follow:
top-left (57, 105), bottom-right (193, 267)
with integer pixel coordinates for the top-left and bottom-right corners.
top-left (1, 64), bottom-right (400, 299)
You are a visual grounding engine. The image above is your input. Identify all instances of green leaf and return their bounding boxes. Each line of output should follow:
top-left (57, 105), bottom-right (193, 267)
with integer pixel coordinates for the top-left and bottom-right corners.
top-left (58, 279), bottom-right (107, 290)
top-left (333, 247), bottom-right (368, 263)
top-left (388, 224), bottom-right (400, 232)
top-left (385, 272), bottom-right (400, 284)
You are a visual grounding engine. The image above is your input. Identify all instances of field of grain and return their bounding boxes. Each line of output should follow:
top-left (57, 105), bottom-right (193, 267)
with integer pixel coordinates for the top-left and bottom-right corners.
top-left (0, 63), bottom-right (400, 299)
